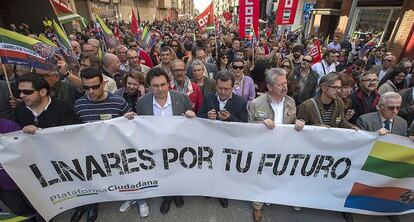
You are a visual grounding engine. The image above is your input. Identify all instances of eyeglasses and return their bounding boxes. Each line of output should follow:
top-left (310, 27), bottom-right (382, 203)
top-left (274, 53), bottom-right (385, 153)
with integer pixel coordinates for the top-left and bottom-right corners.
top-left (82, 84), bottom-right (101, 90)
top-left (151, 82), bottom-right (169, 88)
top-left (171, 45), bottom-right (178, 47)
top-left (281, 65), bottom-right (291, 69)
top-left (361, 79), bottom-right (379, 83)
top-left (129, 44), bottom-right (138, 48)
top-left (232, 65), bottom-right (244, 70)
top-left (303, 59), bottom-right (312, 63)
top-left (222, 56), bottom-right (228, 59)
top-left (327, 85), bottom-right (341, 90)
top-left (19, 89), bottom-right (37, 95)
top-left (172, 69), bottom-right (186, 73)
top-left (386, 106), bottom-right (401, 111)
top-left (353, 66), bottom-right (363, 71)
top-left (384, 59), bottom-right (393, 62)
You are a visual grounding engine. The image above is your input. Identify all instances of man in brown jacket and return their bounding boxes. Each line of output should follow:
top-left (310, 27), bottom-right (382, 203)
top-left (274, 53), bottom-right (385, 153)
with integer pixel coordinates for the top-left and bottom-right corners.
top-left (297, 72), bottom-right (355, 129)
top-left (247, 68), bottom-right (304, 222)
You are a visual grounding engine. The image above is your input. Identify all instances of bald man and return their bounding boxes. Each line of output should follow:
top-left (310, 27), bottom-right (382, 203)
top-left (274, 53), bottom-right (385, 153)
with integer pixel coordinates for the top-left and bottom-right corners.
top-left (102, 53), bottom-right (121, 91)
top-left (126, 49), bottom-right (150, 75)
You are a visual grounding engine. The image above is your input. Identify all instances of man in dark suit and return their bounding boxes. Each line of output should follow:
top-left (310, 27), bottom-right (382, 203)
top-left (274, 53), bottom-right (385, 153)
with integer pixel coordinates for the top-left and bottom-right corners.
top-left (135, 67), bottom-right (195, 215)
top-left (357, 91), bottom-right (407, 137)
top-left (197, 71), bottom-right (248, 123)
top-left (399, 87), bottom-right (414, 132)
top-left (356, 91), bottom-right (406, 222)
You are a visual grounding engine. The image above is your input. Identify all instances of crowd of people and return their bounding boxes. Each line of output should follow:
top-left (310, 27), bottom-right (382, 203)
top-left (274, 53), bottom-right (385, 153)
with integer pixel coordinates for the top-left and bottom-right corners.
top-left (0, 18), bottom-right (414, 222)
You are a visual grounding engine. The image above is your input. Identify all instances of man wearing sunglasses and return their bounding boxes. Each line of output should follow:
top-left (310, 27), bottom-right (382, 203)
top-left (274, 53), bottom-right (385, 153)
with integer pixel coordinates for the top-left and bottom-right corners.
top-left (357, 91), bottom-right (407, 136)
top-left (372, 54), bottom-right (396, 81)
top-left (15, 73), bottom-right (79, 135)
top-left (72, 68), bottom-right (133, 222)
top-left (356, 92), bottom-right (406, 222)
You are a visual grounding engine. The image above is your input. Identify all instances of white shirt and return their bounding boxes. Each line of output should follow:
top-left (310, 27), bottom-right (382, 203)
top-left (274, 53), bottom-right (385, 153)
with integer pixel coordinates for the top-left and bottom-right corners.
top-left (26, 96), bottom-right (52, 117)
top-left (270, 97), bottom-right (285, 124)
top-left (312, 60), bottom-right (336, 83)
top-left (153, 91), bottom-right (173, 116)
top-left (379, 68), bottom-right (389, 81)
top-left (217, 95), bottom-right (230, 110)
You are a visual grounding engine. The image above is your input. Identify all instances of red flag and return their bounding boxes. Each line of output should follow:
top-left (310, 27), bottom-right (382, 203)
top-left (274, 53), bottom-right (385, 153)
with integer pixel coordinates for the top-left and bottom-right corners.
top-left (130, 9), bottom-right (139, 35)
top-left (275, 0), bottom-right (299, 25)
top-left (309, 39), bottom-right (322, 64)
top-left (113, 21), bottom-right (121, 41)
top-left (194, 2), bottom-right (214, 32)
top-left (238, 0), bottom-right (260, 39)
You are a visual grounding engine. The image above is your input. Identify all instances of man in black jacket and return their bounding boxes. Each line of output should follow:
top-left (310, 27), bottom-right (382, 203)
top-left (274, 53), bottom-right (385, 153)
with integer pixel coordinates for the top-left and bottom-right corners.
top-left (198, 70), bottom-right (248, 122)
top-left (197, 70), bottom-right (247, 208)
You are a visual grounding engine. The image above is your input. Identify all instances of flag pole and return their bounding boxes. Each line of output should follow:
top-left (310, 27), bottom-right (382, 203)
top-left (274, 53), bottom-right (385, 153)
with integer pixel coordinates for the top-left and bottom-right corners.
top-left (2, 64), bottom-right (14, 99)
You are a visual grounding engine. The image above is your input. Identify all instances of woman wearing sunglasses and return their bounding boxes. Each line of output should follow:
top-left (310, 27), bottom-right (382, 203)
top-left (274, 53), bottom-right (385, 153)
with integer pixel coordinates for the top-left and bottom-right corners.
top-left (231, 58), bottom-right (255, 102)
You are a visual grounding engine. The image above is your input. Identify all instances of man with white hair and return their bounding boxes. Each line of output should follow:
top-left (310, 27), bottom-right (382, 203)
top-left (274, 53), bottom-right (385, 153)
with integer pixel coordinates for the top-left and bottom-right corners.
top-left (357, 91), bottom-right (407, 136)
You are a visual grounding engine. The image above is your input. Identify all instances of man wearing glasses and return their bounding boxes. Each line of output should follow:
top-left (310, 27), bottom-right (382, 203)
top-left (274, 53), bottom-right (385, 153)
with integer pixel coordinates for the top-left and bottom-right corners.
top-left (350, 70), bottom-right (380, 124)
top-left (72, 68), bottom-right (133, 222)
top-left (14, 73), bottom-right (79, 221)
top-left (297, 72), bottom-right (355, 129)
top-left (356, 92), bottom-right (406, 222)
top-left (127, 49), bottom-right (150, 75)
top-left (357, 92), bottom-right (407, 136)
top-left (372, 54), bottom-right (396, 81)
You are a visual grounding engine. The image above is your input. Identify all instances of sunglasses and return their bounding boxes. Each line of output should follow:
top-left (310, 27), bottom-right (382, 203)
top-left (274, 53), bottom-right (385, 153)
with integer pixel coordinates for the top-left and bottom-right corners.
top-left (233, 65), bottom-right (244, 70)
top-left (222, 56), bottom-right (228, 59)
top-left (19, 89), bottom-right (37, 95)
top-left (386, 106), bottom-right (401, 111)
top-left (281, 65), bottom-right (291, 69)
top-left (129, 44), bottom-right (138, 48)
top-left (82, 84), bottom-right (101, 90)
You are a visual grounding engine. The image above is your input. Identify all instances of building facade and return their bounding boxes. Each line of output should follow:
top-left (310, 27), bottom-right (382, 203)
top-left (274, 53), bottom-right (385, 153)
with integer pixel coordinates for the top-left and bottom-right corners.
top-left (307, 0), bottom-right (413, 59)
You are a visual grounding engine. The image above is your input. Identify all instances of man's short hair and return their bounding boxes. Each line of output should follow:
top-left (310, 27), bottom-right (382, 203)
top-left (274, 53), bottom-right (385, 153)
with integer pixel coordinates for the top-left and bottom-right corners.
top-left (323, 50), bottom-right (336, 60)
top-left (145, 67), bottom-right (170, 86)
top-left (265, 68), bottom-right (286, 86)
top-left (80, 68), bottom-right (103, 83)
top-left (379, 92), bottom-right (402, 105)
top-left (18, 73), bottom-right (50, 95)
top-left (292, 44), bottom-right (303, 53)
top-left (191, 46), bottom-right (205, 58)
top-left (122, 71), bottom-right (145, 87)
top-left (171, 58), bottom-right (184, 67)
top-left (319, 72), bottom-right (340, 86)
top-left (216, 70), bottom-right (235, 87)
top-left (359, 70), bottom-right (377, 82)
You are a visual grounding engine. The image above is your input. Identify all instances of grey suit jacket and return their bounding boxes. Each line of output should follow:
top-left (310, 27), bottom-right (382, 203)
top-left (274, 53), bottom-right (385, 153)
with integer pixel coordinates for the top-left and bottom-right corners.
top-left (135, 90), bottom-right (192, 116)
top-left (357, 111), bottom-right (407, 136)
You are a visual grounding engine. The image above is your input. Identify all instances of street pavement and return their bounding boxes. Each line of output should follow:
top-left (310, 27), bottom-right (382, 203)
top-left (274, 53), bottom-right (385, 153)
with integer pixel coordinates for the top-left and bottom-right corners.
top-left (50, 197), bottom-right (413, 222)
top-left (2, 196), bottom-right (414, 221)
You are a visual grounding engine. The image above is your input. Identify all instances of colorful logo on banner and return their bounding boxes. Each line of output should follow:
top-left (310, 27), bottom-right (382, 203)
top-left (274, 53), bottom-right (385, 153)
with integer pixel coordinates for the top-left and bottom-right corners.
top-left (238, 0), bottom-right (260, 39)
top-left (195, 2), bottom-right (214, 33)
top-left (345, 141), bottom-right (414, 213)
top-left (275, 0), bottom-right (299, 25)
top-left (309, 39), bottom-right (322, 64)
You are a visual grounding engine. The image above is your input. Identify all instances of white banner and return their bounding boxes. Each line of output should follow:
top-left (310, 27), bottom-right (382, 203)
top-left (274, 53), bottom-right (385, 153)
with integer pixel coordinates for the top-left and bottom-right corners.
top-left (1, 117), bottom-right (414, 221)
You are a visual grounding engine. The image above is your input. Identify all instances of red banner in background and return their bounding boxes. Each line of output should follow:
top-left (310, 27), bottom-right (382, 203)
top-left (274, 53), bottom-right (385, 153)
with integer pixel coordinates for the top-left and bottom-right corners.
top-left (195, 2), bottom-right (214, 32)
top-left (275, 0), bottom-right (299, 25)
top-left (309, 39), bottom-right (322, 64)
top-left (238, 0), bottom-right (260, 39)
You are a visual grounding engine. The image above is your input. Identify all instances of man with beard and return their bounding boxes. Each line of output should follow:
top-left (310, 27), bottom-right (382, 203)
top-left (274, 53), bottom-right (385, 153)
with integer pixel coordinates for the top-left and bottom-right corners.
top-left (286, 44), bottom-right (304, 69)
top-left (291, 55), bottom-right (318, 105)
top-left (350, 70), bottom-right (380, 123)
top-left (297, 72), bottom-right (355, 129)
top-left (312, 50), bottom-right (336, 83)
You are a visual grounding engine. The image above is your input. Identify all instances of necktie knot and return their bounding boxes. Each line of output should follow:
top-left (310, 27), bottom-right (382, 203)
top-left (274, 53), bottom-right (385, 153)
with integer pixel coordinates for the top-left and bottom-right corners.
top-left (384, 120), bottom-right (391, 131)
